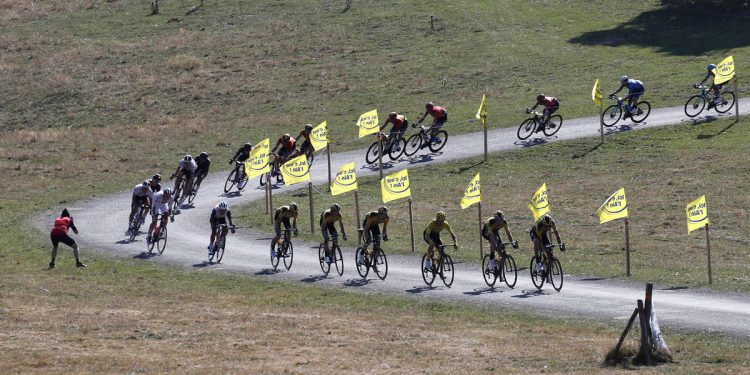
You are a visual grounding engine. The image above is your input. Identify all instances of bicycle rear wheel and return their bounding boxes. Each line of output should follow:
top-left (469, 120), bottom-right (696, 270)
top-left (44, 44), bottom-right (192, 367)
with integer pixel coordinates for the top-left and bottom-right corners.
top-left (441, 254), bottom-right (454, 287)
top-left (365, 141), bottom-right (381, 165)
top-left (156, 226), bottom-right (168, 255)
top-left (631, 101), bottom-right (651, 123)
top-left (502, 254), bottom-right (517, 289)
top-left (550, 258), bottom-right (564, 292)
top-left (283, 241), bottom-right (294, 270)
top-left (684, 95), bottom-right (706, 118)
top-left (543, 115), bottom-right (563, 137)
top-left (388, 138), bottom-right (406, 160)
top-left (333, 245), bottom-right (344, 276)
top-left (428, 130), bottom-right (448, 152)
top-left (403, 134), bottom-right (422, 156)
top-left (421, 253), bottom-right (435, 286)
top-left (517, 119), bottom-right (536, 140)
top-left (215, 237), bottom-right (225, 263)
top-left (270, 241), bottom-right (280, 270)
top-left (318, 243), bottom-right (330, 275)
top-left (715, 91), bottom-right (736, 114)
top-left (355, 247), bottom-right (369, 278)
top-left (530, 256), bottom-right (544, 289)
top-left (224, 169), bottom-right (237, 193)
top-left (373, 248), bottom-right (388, 280)
top-left (602, 105), bottom-right (622, 127)
top-left (481, 254), bottom-right (497, 287)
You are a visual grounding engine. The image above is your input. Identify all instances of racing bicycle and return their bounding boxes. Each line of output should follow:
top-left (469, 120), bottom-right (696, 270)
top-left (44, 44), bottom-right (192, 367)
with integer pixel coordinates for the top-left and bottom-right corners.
top-left (270, 229), bottom-right (294, 271)
top-left (354, 232), bottom-right (388, 280)
top-left (365, 132), bottom-right (406, 164)
top-left (208, 224), bottom-right (237, 263)
top-left (318, 233), bottom-right (344, 276)
top-left (224, 161), bottom-right (249, 193)
top-left (602, 94), bottom-right (651, 126)
top-left (147, 215), bottom-right (168, 255)
top-left (259, 153), bottom-right (285, 186)
top-left (128, 203), bottom-right (148, 241)
top-left (684, 84), bottom-right (736, 118)
top-left (517, 109), bottom-right (563, 140)
top-left (530, 243), bottom-right (565, 291)
top-left (421, 243), bottom-right (456, 287)
top-left (482, 241), bottom-right (518, 288)
top-left (403, 123), bottom-right (448, 157)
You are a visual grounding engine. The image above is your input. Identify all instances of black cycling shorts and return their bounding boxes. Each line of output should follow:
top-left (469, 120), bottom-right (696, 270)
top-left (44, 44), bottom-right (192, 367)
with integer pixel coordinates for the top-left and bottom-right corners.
top-left (50, 233), bottom-right (76, 248)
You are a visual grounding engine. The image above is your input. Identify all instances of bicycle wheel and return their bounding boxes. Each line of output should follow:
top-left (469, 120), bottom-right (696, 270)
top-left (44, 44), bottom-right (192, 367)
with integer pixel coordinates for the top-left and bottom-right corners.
top-left (388, 138), bottom-right (406, 160)
top-left (283, 241), bottom-right (294, 270)
top-left (441, 254), bottom-right (454, 287)
top-left (684, 95), bottom-right (706, 118)
top-left (403, 133), bottom-right (422, 156)
top-left (208, 243), bottom-right (216, 262)
top-left (224, 169), bottom-right (237, 193)
top-left (529, 256), bottom-right (544, 289)
top-left (517, 119), bottom-right (536, 140)
top-left (631, 101), bottom-right (651, 123)
top-left (602, 105), bottom-right (622, 127)
top-left (373, 248), bottom-right (388, 280)
top-left (237, 172), bottom-right (249, 191)
top-left (428, 130), bottom-right (448, 152)
top-left (481, 254), bottom-right (495, 287)
top-left (550, 258), bottom-right (564, 292)
top-left (156, 226), bottom-right (168, 255)
top-left (270, 241), bottom-right (280, 270)
top-left (215, 236), bottom-right (226, 263)
top-left (715, 91), bottom-right (736, 114)
top-left (365, 141), bottom-right (381, 165)
top-left (147, 233), bottom-right (157, 254)
top-left (421, 253), bottom-right (435, 286)
top-left (333, 245), bottom-right (344, 276)
top-left (543, 115), bottom-right (563, 137)
top-left (318, 243), bottom-right (330, 275)
top-left (355, 247), bottom-right (369, 278)
top-left (502, 254), bottom-right (518, 289)
top-left (187, 191), bottom-right (196, 204)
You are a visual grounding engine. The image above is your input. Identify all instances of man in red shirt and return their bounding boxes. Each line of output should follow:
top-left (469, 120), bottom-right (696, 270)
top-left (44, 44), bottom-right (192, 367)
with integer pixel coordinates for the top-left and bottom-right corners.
top-left (49, 209), bottom-right (86, 269)
top-left (528, 94), bottom-right (560, 126)
top-left (416, 102), bottom-right (448, 143)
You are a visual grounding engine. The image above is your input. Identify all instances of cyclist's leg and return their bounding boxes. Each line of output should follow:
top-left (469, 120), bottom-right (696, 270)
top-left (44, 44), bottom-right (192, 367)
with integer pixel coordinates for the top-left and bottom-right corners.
top-left (209, 219), bottom-right (218, 248)
top-left (322, 226), bottom-right (331, 256)
top-left (368, 225), bottom-right (381, 257)
top-left (272, 219), bottom-right (282, 244)
top-left (129, 195), bottom-right (139, 225)
top-left (184, 172), bottom-right (195, 196)
top-left (173, 170), bottom-right (183, 193)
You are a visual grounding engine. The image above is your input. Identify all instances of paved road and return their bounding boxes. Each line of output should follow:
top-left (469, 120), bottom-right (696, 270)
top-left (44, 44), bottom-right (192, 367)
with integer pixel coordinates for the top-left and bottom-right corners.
top-left (41, 100), bottom-right (750, 337)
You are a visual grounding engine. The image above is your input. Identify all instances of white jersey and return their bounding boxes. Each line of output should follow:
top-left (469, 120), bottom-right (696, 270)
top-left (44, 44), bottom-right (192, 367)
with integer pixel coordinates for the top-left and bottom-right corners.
top-left (132, 184), bottom-right (153, 198)
top-left (179, 159), bottom-right (198, 172)
top-left (151, 191), bottom-right (173, 216)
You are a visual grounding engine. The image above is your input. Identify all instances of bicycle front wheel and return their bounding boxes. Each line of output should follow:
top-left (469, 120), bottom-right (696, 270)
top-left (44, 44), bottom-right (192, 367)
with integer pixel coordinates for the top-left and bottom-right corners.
top-left (403, 134), bottom-right (422, 156)
top-left (283, 241), bottom-right (294, 270)
top-left (715, 91), bottom-right (736, 114)
top-left (550, 257), bottom-right (564, 292)
top-left (441, 254), bottom-right (454, 287)
top-left (318, 243), bottom-right (330, 275)
top-left (365, 141), bottom-right (381, 165)
top-left (517, 119), bottom-right (535, 140)
top-left (355, 247), bottom-right (369, 278)
top-left (156, 226), bottom-right (168, 255)
top-left (428, 130), bottom-right (448, 152)
top-left (224, 169), bottom-right (237, 193)
top-left (530, 256), bottom-right (544, 289)
top-left (502, 254), bottom-right (517, 289)
top-left (270, 241), bottom-right (280, 270)
top-left (543, 115), bottom-right (563, 137)
top-left (389, 138), bottom-right (406, 160)
top-left (684, 95), bottom-right (706, 118)
top-left (421, 254), bottom-right (435, 286)
top-left (631, 101), bottom-right (651, 123)
top-left (602, 105), bottom-right (622, 127)
top-left (482, 254), bottom-right (497, 287)
top-left (333, 245), bottom-right (344, 276)
top-left (215, 237), bottom-right (225, 263)
top-left (373, 248), bottom-right (388, 280)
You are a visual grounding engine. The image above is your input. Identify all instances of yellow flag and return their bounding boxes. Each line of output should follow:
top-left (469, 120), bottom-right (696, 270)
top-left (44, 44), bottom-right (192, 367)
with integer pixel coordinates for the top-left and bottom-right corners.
top-left (310, 121), bottom-right (329, 151)
top-left (528, 183), bottom-right (550, 222)
top-left (475, 94), bottom-right (487, 125)
top-left (460, 173), bottom-right (481, 209)
top-left (244, 138), bottom-right (270, 179)
top-left (280, 154), bottom-right (311, 185)
top-left (592, 78), bottom-right (603, 107)
top-left (331, 162), bottom-right (357, 196)
top-left (714, 55), bottom-right (735, 85)
top-left (686, 195), bottom-right (710, 233)
top-left (381, 169), bottom-right (411, 203)
top-left (597, 187), bottom-right (628, 224)
top-left (357, 109), bottom-right (380, 138)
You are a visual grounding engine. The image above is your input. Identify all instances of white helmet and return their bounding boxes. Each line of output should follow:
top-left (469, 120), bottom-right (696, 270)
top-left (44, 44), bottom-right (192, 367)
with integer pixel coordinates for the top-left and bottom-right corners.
top-left (619, 75), bottom-right (629, 83)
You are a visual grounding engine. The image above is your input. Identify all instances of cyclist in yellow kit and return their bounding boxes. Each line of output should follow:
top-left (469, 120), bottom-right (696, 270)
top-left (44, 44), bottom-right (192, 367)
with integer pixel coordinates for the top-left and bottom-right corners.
top-left (423, 211), bottom-right (458, 271)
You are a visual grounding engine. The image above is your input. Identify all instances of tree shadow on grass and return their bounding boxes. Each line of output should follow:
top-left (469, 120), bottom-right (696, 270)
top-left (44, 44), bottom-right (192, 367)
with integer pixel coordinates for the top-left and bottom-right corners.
top-left (569, 5), bottom-right (750, 56)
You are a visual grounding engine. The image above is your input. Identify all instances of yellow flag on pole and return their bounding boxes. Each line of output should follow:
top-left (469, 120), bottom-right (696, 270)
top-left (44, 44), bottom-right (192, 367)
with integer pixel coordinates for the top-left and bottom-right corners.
top-left (714, 55), bottom-right (735, 85)
top-left (475, 94), bottom-right (487, 125)
top-left (331, 162), bottom-right (357, 196)
top-left (460, 173), bottom-right (481, 209)
top-left (310, 121), bottom-right (329, 151)
top-left (357, 109), bottom-right (380, 138)
top-left (686, 195), bottom-right (710, 233)
top-left (528, 183), bottom-right (550, 222)
top-left (280, 154), bottom-right (311, 185)
top-left (592, 78), bottom-right (603, 107)
top-left (244, 138), bottom-right (270, 179)
top-left (381, 169), bottom-right (411, 203)
top-left (597, 187), bottom-right (628, 224)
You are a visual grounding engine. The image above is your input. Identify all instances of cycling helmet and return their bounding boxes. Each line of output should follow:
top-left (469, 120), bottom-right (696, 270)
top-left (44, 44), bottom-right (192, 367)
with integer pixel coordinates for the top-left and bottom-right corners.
top-left (388, 112), bottom-right (397, 118)
top-left (218, 201), bottom-right (228, 210)
top-left (199, 151), bottom-right (208, 158)
top-left (282, 133), bottom-right (291, 141)
top-left (289, 202), bottom-right (298, 212)
top-left (494, 210), bottom-right (504, 220)
top-left (142, 180), bottom-right (150, 187)
top-left (436, 211), bottom-right (446, 221)
top-left (619, 75), bottom-right (629, 83)
top-left (537, 94), bottom-right (545, 101)
top-left (425, 102), bottom-right (435, 109)
top-left (163, 188), bottom-right (172, 196)
top-left (707, 64), bottom-right (717, 72)
top-left (184, 154), bottom-right (192, 162)
top-left (152, 174), bottom-right (161, 182)
top-left (304, 124), bottom-right (313, 131)
top-left (243, 143), bottom-right (253, 150)
top-left (330, 203), bottom-right (341, 212)
top-left (378, 205), bottom-right (388, 214)
top-left (542, 214), bottom-right (552, 225)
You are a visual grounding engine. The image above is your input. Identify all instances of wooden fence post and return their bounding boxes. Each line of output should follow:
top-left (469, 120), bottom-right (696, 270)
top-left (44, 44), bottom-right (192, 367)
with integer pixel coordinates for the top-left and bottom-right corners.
top-left (625, 218), bottom-right (631, 276)
top-left (408, 198), bottom-right (415, 252)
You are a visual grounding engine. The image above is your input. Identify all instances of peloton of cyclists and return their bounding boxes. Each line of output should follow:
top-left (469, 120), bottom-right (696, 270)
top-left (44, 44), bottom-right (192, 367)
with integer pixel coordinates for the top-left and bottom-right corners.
top-left (482, 210), bottom-right (517, 270)
top-left (360, 205), bottom-right (389, 264)
top-left (320, 203), bottom-right (347, 264)
top-left (610, 76), bottom-right (645, 118)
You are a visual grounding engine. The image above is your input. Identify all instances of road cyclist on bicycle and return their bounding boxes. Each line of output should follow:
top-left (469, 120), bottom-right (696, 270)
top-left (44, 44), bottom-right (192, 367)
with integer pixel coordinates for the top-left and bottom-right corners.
top-left (127, 180), bottom-right (153, 234)
top-left (149, 174), bottom-right (162, 193)
top-left (527, 94), bottom-right (560, 128)
top-left (272, 202), bottom-right (299, 257)
top-left (271, 133), bottom-right (298, 172)
top-left (170, 155), bottom-right (197, 209)
top-left (482, 210), bottom-right (517, 270)
top-left (529, 214), bottom-right (565, 282)
top-left (228, 142), bottom-right (253, 180)
top-left (194, 152), bottom-right (211, 188)
top-left (381, 112), bottom-right (409, 148)
top-left (695, 63), bottom-right (727, 107)
top-left (147, 188), bottom-right (173, 244)
top-left (415, 102), bottom-right (448, 147)
top-left (297, 124), bottom-right (315, 162)
top-left (610, 76), bottom-right (645, 118)
top-left (320, 203), bottom-right (347, 264)
top-left (360, 205), bottom-right (389, 264)
top-left (208, 201), bottom-right (235, 258)
top-left (423, 211), bottom-right (458, 271)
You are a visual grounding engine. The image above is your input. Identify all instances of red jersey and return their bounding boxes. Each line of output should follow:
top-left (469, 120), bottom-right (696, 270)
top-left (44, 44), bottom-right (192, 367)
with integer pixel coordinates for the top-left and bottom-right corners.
top-left (392, 115), bottom-right (406, 130)
top-left (51, 217), bottom-right (73, 236)
top-left (429, 106), bottom-right (447, 119)
top-left (539, 96), bottom-right (558, 108)
top-left (277, 137), bottom-right (296, 151)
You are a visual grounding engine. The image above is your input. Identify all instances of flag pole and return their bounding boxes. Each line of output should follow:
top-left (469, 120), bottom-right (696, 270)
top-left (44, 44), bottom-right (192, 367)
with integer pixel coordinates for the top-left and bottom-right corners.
top-left (478, 202), bottom-right (483, 259)
top-left (327, 144), bottom-right (332, 191)
top-left (267, 172), bottom-right (273, 223)
top-left (408, 198), bottom-right (415, 252)
top-left (483, 117), bottom-right (488, 162)
top-left (265, 173), bottom-right (269, 215)
top-left (705, 223), bottom-right (712, 285)
top-left (599, 107), bottom-right (604, 144)
top-left (308, 182), bottom-right (314, 233)
top-left (378, 136), bottom-right (384, 179)
top-left (625, 218), bottom-right (631, 277)
top-left (354, 191), bottom-right (362, 244)
top-left (734, 77), bottom-right (739, 119)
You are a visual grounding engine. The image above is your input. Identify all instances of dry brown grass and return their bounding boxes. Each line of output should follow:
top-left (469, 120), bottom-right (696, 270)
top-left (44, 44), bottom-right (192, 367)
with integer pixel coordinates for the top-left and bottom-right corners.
top-left (0, 0), bottom-right (94, 27)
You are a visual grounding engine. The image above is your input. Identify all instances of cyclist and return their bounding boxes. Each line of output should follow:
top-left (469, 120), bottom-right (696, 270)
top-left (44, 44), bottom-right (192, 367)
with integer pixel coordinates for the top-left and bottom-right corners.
top-left (361, 205), bottom-right (389, 263)
top-left (298, 124), bottom-right (314, 161)
top-left (416, 102), bottom-right (448, 144)
top-left (482, 210), bottom-right (517, 270)
top-left (147, 188), bottom-right (173, 244)
top-left (320, 203), bottom-right (347, 263)
top-left (171, 155), bottom-right (197, 207)
top-left (529, 214), bottom-right (564, 275)
top-left (149, 174), bottom-right (162, 193)
top-left (423, 211), bottom-right (458, 271)
top-left (49, 208), bottom-right (85, 269)
top-left (127, 180), bottom-right (153, 234)
top-left (271, 133), bottom-right (298, 172)
top-left (527, 94), bottom-right (559, 127)
top-left (229, 143), bottom-right (254, 181)
top-left (610, 76), bottom-right (645, 117)
top-left (695, 64), bottom-right (726, 106)
top-left (208, 201), bottom-right (235, 257)
top-left (194, 152), bottom-right (211, 190)
top-left (381, 112), bottom-right (409, 147)
top-left (272, 202), bottom-right (299, 256)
